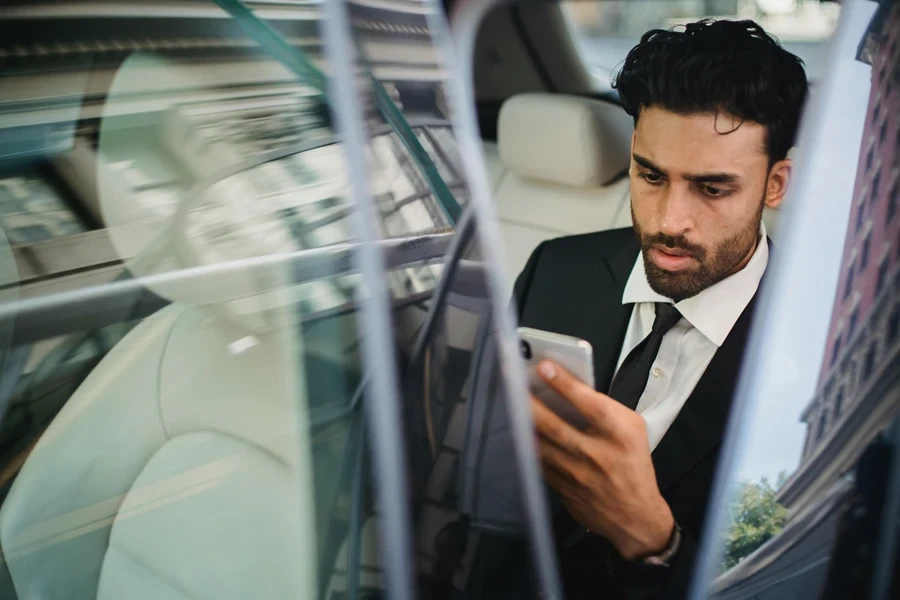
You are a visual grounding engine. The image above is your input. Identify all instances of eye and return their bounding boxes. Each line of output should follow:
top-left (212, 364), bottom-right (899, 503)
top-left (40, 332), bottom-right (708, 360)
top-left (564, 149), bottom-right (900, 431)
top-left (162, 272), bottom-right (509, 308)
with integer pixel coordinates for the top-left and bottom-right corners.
top-left (700, 184), bottom-right (728, 197)
top-left (638, 171), bottom-right (664, 185)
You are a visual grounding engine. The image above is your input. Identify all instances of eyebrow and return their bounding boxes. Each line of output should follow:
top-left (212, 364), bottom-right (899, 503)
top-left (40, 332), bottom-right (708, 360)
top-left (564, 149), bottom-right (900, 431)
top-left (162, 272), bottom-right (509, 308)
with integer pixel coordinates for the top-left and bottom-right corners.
top-left (632, 153), bottom-right (742, 185)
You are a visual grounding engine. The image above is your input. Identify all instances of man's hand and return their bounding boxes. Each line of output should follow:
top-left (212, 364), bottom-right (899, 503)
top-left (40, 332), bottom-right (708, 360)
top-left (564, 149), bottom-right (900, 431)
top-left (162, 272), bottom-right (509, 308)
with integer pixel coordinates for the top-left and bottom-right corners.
top-left (532, 360), bottom-right (674, 561)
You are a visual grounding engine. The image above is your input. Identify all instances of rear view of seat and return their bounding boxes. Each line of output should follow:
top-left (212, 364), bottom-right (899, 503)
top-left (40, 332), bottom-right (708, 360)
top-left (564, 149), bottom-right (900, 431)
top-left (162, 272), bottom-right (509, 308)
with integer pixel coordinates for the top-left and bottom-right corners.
top-left (483, 93), bottom-right (635, 280)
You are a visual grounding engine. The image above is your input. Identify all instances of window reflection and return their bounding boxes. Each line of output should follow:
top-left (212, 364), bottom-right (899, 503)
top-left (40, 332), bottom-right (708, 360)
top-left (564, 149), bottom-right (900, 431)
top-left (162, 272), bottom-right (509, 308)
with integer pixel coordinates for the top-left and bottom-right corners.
top-left (0, 1), bottom-right (486, 599)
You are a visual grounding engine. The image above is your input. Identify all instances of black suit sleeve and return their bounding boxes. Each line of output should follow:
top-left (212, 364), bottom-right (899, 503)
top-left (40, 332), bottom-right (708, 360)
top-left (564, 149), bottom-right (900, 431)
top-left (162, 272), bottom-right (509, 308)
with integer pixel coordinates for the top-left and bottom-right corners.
top-left (605, 520), bottom-right (698, 600)
top-left (619, 528), bottom-right (698, 600)
top-left (512, 241), bottom-right (547, 317)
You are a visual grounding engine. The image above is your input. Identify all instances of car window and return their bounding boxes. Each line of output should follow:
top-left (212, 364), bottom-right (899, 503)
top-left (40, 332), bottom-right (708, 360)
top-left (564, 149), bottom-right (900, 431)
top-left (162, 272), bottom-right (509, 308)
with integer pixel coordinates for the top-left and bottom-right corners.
top-left (0, 1), bottom-right (553, 599)
top-left (340, 2), bottom-right (562, 597)
top-left (691, 0), bottom-right (900, 598)
top-left (563, 0), bottom-right (841, 89)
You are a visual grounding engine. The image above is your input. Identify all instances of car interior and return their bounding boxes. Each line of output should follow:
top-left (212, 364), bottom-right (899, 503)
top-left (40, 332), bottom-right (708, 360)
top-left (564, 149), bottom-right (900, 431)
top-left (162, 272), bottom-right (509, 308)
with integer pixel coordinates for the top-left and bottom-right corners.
top-left (470, 3), bottom-right (786, 282)
top-left (0, 0), bottom-right (865, 599)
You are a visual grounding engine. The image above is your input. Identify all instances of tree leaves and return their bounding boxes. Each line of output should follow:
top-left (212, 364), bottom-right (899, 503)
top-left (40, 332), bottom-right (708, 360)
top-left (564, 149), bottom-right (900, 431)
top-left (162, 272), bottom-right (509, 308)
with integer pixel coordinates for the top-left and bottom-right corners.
top-left (722, 471), bottom-right (788, 571)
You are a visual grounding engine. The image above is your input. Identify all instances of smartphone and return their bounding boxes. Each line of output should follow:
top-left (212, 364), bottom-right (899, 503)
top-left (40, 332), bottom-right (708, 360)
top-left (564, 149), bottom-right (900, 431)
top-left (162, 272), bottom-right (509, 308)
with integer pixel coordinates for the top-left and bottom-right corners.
top-left (517, 327), bottom-right (595, 431)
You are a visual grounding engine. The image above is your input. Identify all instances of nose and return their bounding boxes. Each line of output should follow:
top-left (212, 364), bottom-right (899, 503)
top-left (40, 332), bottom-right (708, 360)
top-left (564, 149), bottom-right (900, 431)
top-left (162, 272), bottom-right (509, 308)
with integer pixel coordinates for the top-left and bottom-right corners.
top-left (657, 184), bottom-right (694, 237)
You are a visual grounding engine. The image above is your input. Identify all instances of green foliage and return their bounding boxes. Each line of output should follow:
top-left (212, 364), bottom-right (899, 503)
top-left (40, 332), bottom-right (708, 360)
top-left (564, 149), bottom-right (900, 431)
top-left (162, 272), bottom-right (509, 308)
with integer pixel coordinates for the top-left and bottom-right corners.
top-left (722, 471), bottom-right (789, 571)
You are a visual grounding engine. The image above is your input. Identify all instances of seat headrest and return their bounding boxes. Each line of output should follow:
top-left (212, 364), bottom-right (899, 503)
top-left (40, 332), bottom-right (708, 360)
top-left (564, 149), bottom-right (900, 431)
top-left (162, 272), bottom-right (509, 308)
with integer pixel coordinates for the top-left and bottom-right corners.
top-left (498, 93), bottom-right (633, 188)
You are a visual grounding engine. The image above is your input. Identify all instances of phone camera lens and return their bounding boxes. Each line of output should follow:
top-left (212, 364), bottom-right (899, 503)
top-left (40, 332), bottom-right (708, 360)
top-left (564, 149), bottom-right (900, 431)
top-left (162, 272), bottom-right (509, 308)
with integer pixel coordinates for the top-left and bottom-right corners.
top-left (519, 339), bottom-right (532, 360)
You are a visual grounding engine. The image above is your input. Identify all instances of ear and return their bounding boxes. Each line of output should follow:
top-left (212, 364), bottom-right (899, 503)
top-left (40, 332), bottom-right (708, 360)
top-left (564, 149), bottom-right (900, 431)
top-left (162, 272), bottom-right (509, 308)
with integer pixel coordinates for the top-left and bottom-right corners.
top-left (765, 159), bottom-right (792, 210)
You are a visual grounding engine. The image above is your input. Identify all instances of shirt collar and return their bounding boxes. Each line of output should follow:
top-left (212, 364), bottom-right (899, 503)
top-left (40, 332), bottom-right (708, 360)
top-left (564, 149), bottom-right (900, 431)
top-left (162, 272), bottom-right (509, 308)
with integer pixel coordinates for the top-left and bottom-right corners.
top-left (621, 222), bottom-right (769, 347)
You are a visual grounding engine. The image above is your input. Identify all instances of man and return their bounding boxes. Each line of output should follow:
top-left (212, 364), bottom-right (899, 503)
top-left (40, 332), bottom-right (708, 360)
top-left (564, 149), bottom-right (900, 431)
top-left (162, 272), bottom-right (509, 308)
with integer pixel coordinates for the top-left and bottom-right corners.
top-left (514, 20), bottom-right (808, 599)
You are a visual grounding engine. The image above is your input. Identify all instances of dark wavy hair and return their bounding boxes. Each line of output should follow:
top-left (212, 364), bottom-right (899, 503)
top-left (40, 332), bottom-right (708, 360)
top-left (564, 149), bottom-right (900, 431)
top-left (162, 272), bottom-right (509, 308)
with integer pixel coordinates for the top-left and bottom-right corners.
top-left (612, 19), bottom-right (808, 164)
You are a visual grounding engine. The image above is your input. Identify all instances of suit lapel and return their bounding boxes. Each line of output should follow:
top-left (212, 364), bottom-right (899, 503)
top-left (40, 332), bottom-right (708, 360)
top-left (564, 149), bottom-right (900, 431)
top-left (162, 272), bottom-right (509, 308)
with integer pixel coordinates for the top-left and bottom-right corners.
top-left (589, 236), bottom-right (640, 393)
top-left (652, 293), bottom-right (759, 494)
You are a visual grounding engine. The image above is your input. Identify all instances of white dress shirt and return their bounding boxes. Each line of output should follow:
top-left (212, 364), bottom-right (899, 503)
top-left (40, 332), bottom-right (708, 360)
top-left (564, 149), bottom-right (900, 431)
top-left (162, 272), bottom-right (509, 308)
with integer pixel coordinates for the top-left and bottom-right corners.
top-left (615, 223), bottom-right (769, 451)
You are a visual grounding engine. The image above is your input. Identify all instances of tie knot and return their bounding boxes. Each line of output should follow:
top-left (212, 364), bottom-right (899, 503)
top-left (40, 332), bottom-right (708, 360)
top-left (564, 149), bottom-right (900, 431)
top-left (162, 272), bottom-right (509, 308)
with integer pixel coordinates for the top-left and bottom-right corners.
top-left (652, 303), bottom-right (682, 335)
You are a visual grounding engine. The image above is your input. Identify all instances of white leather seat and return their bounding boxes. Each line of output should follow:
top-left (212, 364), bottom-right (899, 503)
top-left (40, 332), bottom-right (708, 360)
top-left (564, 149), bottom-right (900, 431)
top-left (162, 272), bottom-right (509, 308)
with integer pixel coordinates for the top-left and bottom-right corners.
top-left (484, 93), bottom-right (635, 281)
top-left (0, 302), bottom-right (319, 600)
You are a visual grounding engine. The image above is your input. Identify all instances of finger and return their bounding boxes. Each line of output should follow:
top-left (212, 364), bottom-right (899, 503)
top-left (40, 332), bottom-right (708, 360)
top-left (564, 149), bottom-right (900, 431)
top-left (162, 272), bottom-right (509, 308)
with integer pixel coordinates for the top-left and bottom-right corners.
top-left (536, 434), bottom-right (584, 474)
top-left (532, 395), bottom-right (587, 457)
top-left (541, 461), bottom-right (574, 493)
top-left (537, 360), bottom-right (618, 433)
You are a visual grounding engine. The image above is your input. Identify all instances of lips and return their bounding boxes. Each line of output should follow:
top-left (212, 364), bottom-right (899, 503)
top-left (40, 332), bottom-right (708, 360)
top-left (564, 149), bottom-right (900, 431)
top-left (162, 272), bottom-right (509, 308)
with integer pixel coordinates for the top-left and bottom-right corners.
top-left (649, 246), bottom-right (696, 272)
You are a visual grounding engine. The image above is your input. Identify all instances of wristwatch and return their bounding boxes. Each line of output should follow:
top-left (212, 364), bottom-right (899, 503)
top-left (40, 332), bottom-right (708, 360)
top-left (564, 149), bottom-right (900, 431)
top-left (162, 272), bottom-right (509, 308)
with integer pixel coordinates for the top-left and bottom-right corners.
top-left (640, 521), bottom-right (683, 567)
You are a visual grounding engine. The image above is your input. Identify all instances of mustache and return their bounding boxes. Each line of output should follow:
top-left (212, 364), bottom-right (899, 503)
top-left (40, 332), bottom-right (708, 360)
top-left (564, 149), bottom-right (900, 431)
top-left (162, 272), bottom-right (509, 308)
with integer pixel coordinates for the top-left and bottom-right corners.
top-left (640, 232), bottom-right (706, 258)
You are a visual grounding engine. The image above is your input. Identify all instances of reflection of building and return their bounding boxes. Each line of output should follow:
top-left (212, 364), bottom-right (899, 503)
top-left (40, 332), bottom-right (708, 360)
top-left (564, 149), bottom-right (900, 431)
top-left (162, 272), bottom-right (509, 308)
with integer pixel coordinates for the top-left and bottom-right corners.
top-left (713, 1), bottom-right (899, 598)
top-left (0, 1), bottom-right (454, 304)
top-left (0, 1), bottom-right (466, 473)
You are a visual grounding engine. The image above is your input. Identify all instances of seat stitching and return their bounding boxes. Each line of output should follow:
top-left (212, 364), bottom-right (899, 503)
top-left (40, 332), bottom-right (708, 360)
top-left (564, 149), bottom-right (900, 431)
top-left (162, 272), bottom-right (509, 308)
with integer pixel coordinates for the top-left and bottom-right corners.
top-left (156, 310), bottom-right (184, 441)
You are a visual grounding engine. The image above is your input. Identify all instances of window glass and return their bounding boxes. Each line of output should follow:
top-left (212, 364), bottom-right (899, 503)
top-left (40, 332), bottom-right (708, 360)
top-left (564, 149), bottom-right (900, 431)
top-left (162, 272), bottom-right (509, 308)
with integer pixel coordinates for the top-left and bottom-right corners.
top-left (343, 2), bottom-right (559, 596)
top-left (861, 235), bottom-right (871, 269)
top-left (699, 1), bottom-right (900, 597)
top-left (563, 0), bottom-right (841, 90)
top-left (889, 180), bottom-right (899, 222)
top-left (0, 2), bottom-right (533, 599)
top-left (878, 259), bottom-right (889, 294)
top-left (844, 262), bottom-right (856, 299)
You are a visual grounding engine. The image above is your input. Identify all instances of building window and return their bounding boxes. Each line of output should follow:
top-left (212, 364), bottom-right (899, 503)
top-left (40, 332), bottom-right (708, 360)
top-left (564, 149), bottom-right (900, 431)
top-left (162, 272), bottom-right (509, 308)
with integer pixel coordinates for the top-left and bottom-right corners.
top-left (816, 409), bottom-right (829, 441)
top-left (844, 263), bottom-right (855, 300)
top-left (872, 172), bottom-right (881, 202)
top-left (862, 344), bottom-right (877, 380)
top-left (861, 236), bottom-right (871, 269)
top-left (881, 120), bottom-right (889, 145)
top-left (890, 181), bottom-right (898, 223)
top-left (889, 308), bottom-right (900, 342)
top-left (856, 200), bottom-right (866, 232)
top-left (873, 105), bottom-right (881, 126)
top-left (849, 307), bottom-right (860, 339)
top-left (834, 387), bottom-right (844, 417)
top-left (831, 334), bottom-right (843, 366)
top-left (866, 147), bottom-right (875, 172)
top-left (877, 260), bottom-right (889, 294)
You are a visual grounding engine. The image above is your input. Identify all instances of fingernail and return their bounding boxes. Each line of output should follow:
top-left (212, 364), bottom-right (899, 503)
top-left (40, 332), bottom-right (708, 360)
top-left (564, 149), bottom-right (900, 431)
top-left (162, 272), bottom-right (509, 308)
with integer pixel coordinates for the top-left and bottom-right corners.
top-left (538, 361), bottom-right (556, 380)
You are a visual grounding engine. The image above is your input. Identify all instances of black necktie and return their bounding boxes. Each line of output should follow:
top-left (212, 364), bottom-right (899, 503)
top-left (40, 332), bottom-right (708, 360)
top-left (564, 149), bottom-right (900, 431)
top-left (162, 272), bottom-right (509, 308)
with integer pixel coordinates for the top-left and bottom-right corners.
top-left (608, 303), bottom-right (682, 410)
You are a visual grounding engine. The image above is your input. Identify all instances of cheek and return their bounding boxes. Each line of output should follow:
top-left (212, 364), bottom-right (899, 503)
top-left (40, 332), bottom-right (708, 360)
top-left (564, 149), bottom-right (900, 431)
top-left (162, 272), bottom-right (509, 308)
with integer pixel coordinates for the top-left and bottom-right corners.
top-left (714, 193), bottom-right (762, 233)
top-left (630, 187), bottom-right (659, 227)
top-left (700, 196), bottom-right (762, 249)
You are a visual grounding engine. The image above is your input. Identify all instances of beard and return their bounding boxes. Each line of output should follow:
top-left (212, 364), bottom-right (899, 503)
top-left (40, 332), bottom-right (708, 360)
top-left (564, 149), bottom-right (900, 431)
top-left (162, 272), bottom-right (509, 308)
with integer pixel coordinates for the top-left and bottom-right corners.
top-left (631, 202), bottom-right (763, 302)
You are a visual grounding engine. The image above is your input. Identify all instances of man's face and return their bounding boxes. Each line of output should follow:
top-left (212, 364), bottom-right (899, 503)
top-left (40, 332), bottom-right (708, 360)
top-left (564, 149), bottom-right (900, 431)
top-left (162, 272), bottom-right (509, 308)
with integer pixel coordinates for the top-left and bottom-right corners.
top-left (629, 106), bottom-right (790, 301)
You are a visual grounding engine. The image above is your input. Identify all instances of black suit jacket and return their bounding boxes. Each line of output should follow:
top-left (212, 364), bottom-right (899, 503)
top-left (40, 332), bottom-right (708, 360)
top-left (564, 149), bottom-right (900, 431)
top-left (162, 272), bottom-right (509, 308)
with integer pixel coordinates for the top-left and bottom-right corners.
top-left (514, 228), bottom-right (761, 600)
